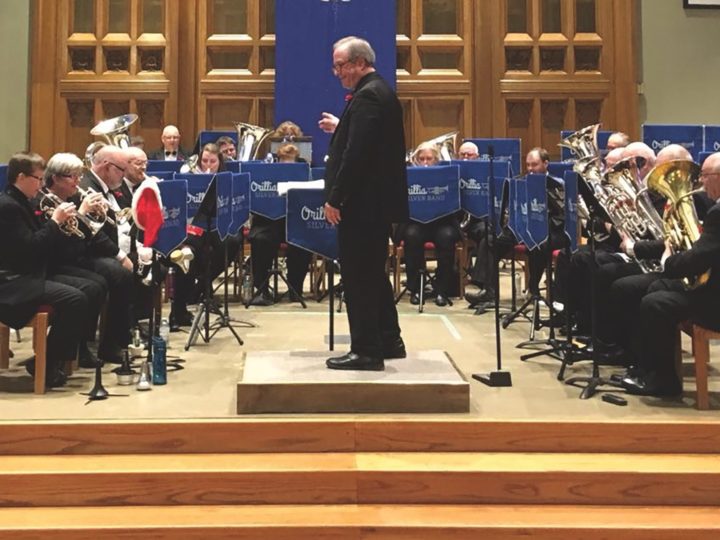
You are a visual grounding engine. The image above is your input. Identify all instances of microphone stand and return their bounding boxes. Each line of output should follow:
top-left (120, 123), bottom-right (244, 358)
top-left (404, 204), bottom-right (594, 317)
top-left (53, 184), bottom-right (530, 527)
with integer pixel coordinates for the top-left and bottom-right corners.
top-left (473, 145), bottom-right (512, 387)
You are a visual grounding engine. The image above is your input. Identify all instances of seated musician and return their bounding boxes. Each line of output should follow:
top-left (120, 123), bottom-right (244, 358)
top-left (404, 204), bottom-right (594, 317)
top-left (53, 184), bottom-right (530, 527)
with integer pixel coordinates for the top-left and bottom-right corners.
top-left (0, 152), bottom-right (89, 387)
top-left (216, 135), bottom-right (237, 162)
top-left (42, 152), bottom-right (133, 365)
top-left (247, 141), bottom-right (312, 305)
top-left (620, 151), bottom-right (720, 396)
top-left (395, 142), bottom-right (461, 306)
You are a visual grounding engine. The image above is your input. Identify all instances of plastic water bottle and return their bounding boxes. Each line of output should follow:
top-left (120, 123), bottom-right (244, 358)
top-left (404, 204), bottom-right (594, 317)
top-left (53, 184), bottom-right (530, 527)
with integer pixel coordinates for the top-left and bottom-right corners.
top-left (159, 317), bottom-right (170, 348)
top-left (151, 336), bottom-right (167, 385)
top-left (514, 272), bottom-right (523, 296)
top-left (242, 272), bottom-right (253, 305)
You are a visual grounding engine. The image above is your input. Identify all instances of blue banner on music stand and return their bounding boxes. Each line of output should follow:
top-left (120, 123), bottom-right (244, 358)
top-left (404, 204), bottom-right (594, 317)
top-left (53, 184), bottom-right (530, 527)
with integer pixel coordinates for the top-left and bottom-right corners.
top-left (175, 173), bottom-right (213, 225)
top-left (215, 172), bottom-right (233, 240)
top-left (147, 160), bottom-right (183, 174)
top-left (526, 174), bottom-right (549, 246)
top-left (514, 178), bottom-right (536, 250)
top-left (149, 171), bottom-right (175, 181)
top-left (224, 161), bottom-right (241, 174)
top-left (698, 151), bottom-right (713, 166)
top-left (155, 179), bottom-right (188, 256)
top-left (275, 0), bottom-right (396, 165)
top-left (0, 164), bottom-right (7, 192)
top-left (406, 165), bottom-right (460, 224)
top-left (560, 129), bottom-right (612, 161)
top-left (548, 161), bottom-right (574, 180)
top-left (286, 188), bottom-right (338, 260)
top-left (230, 173), bottom-right (250, 235)
top-left (465, 138), bottom-right (522, 176)
top-left (243, 162), bottom-right (310, 220)
top-left (704, 126), bottom-right (720, 153)
top-left (491, 176), bottom-right (507, 235)
top-left (454, 159), bottom-right (511, 219)
top-left (311, 166), bottom-right (326, 180)
top-left (563, 171), bottom-right (579, 252)
top-left (642, 124), bottom-right (704, 160)
top-left (508, 176), bottom-right (519, 241)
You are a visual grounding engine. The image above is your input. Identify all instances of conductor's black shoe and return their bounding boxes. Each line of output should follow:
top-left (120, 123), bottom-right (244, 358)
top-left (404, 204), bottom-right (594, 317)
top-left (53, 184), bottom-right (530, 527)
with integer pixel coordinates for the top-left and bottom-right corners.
top-left (326, 352), bottom-right (384, 371)
top-left (383, 337), bottom-right (407, 359)
top-left (78, 343), bottom-right (100, 368)
top-left (622, 372), bottom-right (682, 397)
top-left (435, 294), bottom-right (449, 307)
top-left (97, 343), bottom-right (124, 364)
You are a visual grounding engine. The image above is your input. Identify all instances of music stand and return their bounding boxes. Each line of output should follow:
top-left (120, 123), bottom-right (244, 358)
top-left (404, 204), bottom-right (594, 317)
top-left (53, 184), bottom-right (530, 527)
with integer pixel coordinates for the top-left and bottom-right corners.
top-left (185, 177), bottom-right (245, 350)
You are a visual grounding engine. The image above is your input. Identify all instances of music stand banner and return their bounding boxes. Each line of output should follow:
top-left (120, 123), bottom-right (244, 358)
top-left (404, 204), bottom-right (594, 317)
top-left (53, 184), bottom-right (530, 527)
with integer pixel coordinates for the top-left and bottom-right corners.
top-left (514, 178), bottom-right (536, 250)
top-left (465, 138), bottom-right (522, 176)
top-left (148, 171), bottom-right (174, 181)
top-left (704, 126), bottom-right (720, 153)
top-left (230, 173), bottom-right (250, 235)
top-left (642, 124), bottom-right (704, 160)
top-left (406, 165), bottom-right (460, 224)
top-left (526, 173), bottom-right (549, 246)
top-left (491, 176), bottom-right (507, 235)
top-left (215, 171), bottom-right (233, 240)
top-left (147, 160), bottom-right (183, 174)
top-left (155, 179), bottom-right (188, 256)
top-left (453, 159), bottom-right (511, 219)
top-left (560, 129), bottom-right (612, 161)
top-left (0, 164), bottom-right (7, 192)
top-left (548, 161), bottom-right (574, 180)
top-left (563, 171), bottom-right (579, 252)
top-left (243, 162), bottom-right (310, 220)
top-left (286, 188), bottom-right (339, 260)
top-left (175, 173), bottom-right (213, 225)
top-left (311, 166), bottom-right (326, 180)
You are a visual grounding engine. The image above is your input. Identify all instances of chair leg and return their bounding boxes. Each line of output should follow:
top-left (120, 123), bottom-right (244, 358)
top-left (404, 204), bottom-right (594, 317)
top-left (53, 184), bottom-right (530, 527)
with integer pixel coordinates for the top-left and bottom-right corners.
top-left (0, 323), bottom-right (10, 369)
top-left (34, 314), bottom-right (49, 395)
top-left (693, 327), bottom-right (710, 410)
top-left (674, 327), bottom-right (683, 383)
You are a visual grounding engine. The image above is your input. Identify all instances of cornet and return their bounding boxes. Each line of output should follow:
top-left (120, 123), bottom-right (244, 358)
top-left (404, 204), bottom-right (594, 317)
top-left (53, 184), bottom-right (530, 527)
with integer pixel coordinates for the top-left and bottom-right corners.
top-left (38, 191), bottom-right (84, 238)
top-left (75, 186), bottom-right (111, 235)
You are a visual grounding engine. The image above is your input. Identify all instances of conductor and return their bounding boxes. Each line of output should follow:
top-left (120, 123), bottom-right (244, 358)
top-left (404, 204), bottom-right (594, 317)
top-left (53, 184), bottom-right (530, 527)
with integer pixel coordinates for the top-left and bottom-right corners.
top-left (320, 36), bottom-right (409, 371)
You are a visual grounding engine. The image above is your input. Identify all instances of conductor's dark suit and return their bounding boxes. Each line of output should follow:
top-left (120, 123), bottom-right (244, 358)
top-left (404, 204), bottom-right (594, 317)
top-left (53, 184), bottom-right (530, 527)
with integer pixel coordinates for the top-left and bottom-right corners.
top-left (324, 71), bottom-right (409, 359)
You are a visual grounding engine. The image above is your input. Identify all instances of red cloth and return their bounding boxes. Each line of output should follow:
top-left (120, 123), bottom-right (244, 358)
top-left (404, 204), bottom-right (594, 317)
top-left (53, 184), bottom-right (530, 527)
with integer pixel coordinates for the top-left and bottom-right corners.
top-left (135, 188), bottom-right (164, 247)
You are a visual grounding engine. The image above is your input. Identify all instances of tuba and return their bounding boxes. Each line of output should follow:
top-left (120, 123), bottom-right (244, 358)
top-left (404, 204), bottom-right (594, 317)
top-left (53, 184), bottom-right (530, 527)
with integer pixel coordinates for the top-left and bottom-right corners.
top-left (85, 113), bottom-right (138, 166)
top-left (408, 131), bottom-right (458, 163)
top-left (559, 123), bottom-right (601, 163)
top-left (645, 159), bottom-right (710, 288)
top-left (235, 122), bottom-right (273, 162)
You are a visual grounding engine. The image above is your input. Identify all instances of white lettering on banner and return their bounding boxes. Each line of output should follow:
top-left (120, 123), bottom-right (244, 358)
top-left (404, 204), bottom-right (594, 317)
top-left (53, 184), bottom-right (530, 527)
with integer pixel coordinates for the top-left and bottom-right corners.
top-left (301, 205), bottom-right (325, 221)
top-left (714, 141), bottom-right (720, 151)
top-left (162, 206), bottom-right (181, 220)
top-left (187, 192), bottom-right (204, 204)
top-left (459, 177), bottom-right (481, 190)
top-left (408, 184), bottom-right (428, 195)
top-left (568, 199), bottom-right (577, 215)
top-left (530, 198), bottom-right (546, 214)
top-left (521, 202), bottom-right (528, 216)
top-left (250, 180), bottom-right (278, 193)
top-left (494, 196), bottom-right (501, 210)
top-left (408, 183), bottom-right (450, 203)
top-left (480, 154), bottom-right (512, 162)
top-left (232, 194), bottom-right (246, 206)
top-left (217, 195), bottom-right (230, 208)
top-left (651, 139), bottom-right (695, 151)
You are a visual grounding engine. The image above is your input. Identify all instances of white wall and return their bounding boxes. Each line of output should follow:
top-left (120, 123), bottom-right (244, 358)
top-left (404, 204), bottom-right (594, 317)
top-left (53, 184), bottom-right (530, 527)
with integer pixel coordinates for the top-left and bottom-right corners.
top-left (640, 0), bottom-right (720, 125)
top-left (0, 0), bottom-right (31, 162)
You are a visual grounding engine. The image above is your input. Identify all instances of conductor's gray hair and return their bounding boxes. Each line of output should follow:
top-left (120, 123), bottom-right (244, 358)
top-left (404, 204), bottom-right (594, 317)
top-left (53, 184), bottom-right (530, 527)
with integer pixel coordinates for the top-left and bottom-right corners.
top-left (333, 36), bottom-right (375, 66)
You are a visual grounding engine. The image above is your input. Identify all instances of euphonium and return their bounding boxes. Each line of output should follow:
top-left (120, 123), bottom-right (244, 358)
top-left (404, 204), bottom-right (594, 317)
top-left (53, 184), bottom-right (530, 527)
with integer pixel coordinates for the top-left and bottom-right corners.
top-left (235, 122), bottom-right (273, 162)
top-left (645, 159), bottom-right (710, 289)
top-left (38, 191), bottom-right (84, 238)
top-left (85, 113), bottom-right (138, 166)
top-left (408, 131), bottom-right (458, 163)
top-left (559, 123), bottom-right (601, 163)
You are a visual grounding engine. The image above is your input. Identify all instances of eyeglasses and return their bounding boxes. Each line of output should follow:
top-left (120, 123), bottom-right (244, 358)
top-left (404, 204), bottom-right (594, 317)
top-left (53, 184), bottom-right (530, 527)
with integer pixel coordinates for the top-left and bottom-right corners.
top-left (108, 162), bottom-right (126, 173)
top-left (25, 173), bottom-right (43, 181)
top-left (332, 59), bottom-right (353, 74)
top-left (59, 173), bottom-right (81, 180)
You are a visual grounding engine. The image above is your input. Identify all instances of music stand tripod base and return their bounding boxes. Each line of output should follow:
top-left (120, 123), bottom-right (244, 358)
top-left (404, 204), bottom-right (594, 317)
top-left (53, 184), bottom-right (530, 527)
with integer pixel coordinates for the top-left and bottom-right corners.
top-left (472, 370), bottom-right (512, 387)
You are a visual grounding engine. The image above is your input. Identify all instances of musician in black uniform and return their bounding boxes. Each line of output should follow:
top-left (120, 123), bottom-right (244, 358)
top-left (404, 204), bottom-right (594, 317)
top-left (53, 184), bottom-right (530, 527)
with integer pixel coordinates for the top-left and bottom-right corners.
top-left (322, 36), bottom-right (409, 371)
top-left (0, 152), bottom-right (88, 387)
top-left (622, 152), bottom-right (720, 396)
top-left (396, 142), bottom-right (461, 306)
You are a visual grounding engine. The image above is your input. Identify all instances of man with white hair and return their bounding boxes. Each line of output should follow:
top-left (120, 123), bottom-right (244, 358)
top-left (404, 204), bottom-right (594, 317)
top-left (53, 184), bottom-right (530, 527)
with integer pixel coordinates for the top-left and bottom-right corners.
top-left (148, 125), bottom-right (187, 161)
top-left (457, 141), bottom-right (479, 160)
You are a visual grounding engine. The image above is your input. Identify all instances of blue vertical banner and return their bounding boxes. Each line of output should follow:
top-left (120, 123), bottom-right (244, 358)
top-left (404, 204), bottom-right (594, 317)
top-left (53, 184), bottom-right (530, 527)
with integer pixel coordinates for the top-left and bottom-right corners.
top-left (243, 162), bottom-right (310, 220)
top-left (704, 126), bottom-right (720, 153)
top-left (0, 164), bottom-right (7, 192)
top-left (406, 165), bottom-right (461, 223)
top-left (642, 124), bottom-right (704, 160)
top-left (455, 159), bottom-right (511, 219)
top-left (155, 179), bottom-right (188, 256)
top-left (491, 176), bottom-right (507, 235)
top-left (515, 179), bottom-right (536, 250)
top-left (275, 0), bottom-right (396, 165)
top-left (175, 173), bottom-right (213, 224)
top-left (563, 171), bottom-right (579, 252)
top-left (311, 166), bottom-right (326, 180)
top-left (231, 173), bottom-right (250, 234)
top-left (286, 188), bottom-right (339, 260)
top-left (215, 171), bottom-right (233, 240)
top-left (465, 138), bottom-right (522, 176)
top-left (548, 161), bottom-right (574, 180)
top-left (526, 173), bottom-right (549, 246)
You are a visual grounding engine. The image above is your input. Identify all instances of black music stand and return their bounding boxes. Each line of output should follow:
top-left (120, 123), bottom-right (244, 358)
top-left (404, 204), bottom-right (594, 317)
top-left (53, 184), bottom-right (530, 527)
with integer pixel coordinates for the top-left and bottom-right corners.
top-left (185, 178), bottom-right (245, 350)
top-left (472, 146), bottom-right (512, 387)
top-left (563, 176), bottom-right (623, 399)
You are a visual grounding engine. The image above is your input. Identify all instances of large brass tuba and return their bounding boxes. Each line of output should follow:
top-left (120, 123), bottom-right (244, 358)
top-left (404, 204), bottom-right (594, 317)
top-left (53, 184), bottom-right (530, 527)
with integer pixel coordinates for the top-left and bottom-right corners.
top-left (408, 131), bottom-right (458, 163)
top-left (85, 113), bottom-right (138, 166)
top-left (645, 159), bottom-right (710, 288)
top-left (559, 123), bottom-right (601, 163)
top-left (235, 122), bottom-right (273, 161)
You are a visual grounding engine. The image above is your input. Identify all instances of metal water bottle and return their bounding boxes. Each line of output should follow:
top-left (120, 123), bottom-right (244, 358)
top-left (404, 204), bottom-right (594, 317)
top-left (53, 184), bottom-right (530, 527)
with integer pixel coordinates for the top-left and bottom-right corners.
top-left (151, 336), bottom-right (167, 385)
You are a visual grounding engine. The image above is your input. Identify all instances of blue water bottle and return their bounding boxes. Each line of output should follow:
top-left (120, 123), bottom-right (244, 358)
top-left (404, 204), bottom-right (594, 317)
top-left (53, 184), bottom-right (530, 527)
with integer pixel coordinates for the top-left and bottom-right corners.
top-left (151, 336), bottom-right (167, 385)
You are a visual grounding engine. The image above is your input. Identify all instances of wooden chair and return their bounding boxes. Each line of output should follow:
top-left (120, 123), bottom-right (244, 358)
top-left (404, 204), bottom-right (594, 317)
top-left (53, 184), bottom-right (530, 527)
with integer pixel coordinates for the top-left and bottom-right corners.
top-left (393, 241), bottom-right (466, 301)
top-left (0, 307), bottom-right (51, 394)
top-left (677, 321), bottom-right (717, 410)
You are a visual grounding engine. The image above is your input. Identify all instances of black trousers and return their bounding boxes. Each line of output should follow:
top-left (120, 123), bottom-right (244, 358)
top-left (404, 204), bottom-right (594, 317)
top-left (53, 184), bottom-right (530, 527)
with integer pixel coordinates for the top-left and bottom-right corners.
top-left (39, 280), bottom-right (88, 374)
top-left (50, 266), bottom-right (107, 342)
top-left (608, 272), bottom-right (663, 351)
top-left (470, 226), bottom-right (516, 293)
top-left (249, 216), bottom-right (311, 294)
top-left (77, 257), bottom-right (133, 348)
top-left (399, 219), bottom-right (460, 296)
top-left (339, 220), bottom-right (401, 359)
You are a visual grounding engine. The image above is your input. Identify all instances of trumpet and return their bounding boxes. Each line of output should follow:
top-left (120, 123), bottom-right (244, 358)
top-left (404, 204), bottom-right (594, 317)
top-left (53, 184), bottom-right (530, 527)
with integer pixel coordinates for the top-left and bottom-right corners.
top-left (76, 186), bottom-right (111, 234)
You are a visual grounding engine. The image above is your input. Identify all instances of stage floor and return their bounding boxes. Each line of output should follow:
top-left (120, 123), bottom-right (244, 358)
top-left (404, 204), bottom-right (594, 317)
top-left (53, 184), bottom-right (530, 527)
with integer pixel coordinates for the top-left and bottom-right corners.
top-left (1, 288), bottom-right (718, 422)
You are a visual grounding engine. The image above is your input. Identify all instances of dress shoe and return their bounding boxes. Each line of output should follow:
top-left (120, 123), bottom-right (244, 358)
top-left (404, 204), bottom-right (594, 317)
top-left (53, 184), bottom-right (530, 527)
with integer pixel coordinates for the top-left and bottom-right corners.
top-left (622, 371), bottom-right (682, 397)
top-left (435, 294), bottom-right (449, 307)
top-left (97, 343), bottom-right (124, 364)
top-left (383, 337), bottom-right (407, 359)
top-left (464, 289), bottom-right (494, 307)
top-left (326, 352), bottom-right (384, 371)
top-left (250, 291), bottom-right (275, 306)
top-left (78, 343), bottom-right (100, 368)
top-left (170, 310), bottom-right (194, 328)
top-left (25, 362), bottom-right (68, 388)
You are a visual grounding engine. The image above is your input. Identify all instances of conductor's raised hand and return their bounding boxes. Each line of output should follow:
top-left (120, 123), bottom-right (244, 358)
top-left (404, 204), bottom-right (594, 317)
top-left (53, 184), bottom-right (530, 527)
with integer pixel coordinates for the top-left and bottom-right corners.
top-left (318, 112), bottom-right (339, 134)
top-left (324, 202), bottom-right (341, 225)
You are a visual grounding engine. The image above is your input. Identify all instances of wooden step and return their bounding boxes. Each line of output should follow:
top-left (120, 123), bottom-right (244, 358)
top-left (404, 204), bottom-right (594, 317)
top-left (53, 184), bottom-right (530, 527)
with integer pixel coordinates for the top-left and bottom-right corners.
top-left (2, 452), bottom-right (719, 507)
top-left (2, 419), bottom-right (720, 455)
top-left (0, 504), bottom-right (718, 539)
